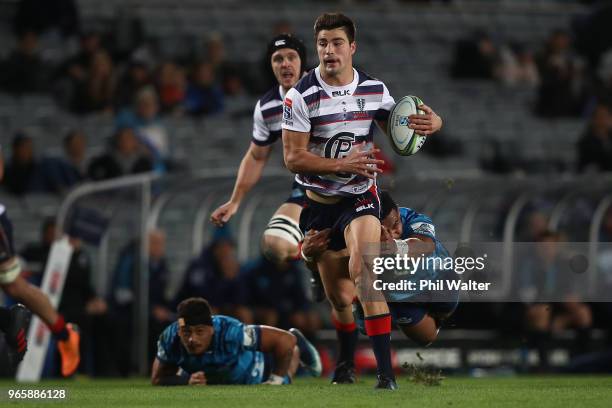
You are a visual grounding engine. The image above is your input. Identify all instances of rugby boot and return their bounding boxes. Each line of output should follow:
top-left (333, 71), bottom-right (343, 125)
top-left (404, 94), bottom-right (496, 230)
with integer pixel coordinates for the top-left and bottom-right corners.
top-left (331, 360), bottom-right (356, 384)
top-left (57, 323), bottom-right (80, 377)
top-left (289, 328), bottom-right (322, 377)
top-left (6, 304), bottom-right (31, 363)
top-left (374, 374), bottom-right (398, 390)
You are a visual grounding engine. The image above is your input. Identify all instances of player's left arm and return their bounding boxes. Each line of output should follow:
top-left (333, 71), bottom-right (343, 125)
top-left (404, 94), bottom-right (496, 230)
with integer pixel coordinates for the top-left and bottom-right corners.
top-left (381, 226), bottom-right (436, 257)
top-left (151, 358), bottom-right (188, 386)
top-left (258, 326), bottom-right (297, 379)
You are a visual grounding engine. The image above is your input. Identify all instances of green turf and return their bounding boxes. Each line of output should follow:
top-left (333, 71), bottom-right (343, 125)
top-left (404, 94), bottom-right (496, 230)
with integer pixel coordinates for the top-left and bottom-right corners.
top-left (1, 376), bottom-right (612, 407)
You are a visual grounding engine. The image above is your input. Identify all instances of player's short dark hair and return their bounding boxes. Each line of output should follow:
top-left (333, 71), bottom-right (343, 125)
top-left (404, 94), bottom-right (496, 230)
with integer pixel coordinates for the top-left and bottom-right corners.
top-left (314, 13), bottom-right (356, 43)
top-left (177, 297), bottom-right (213, 326)
top-left (379, 190), bottom-right (398, 220)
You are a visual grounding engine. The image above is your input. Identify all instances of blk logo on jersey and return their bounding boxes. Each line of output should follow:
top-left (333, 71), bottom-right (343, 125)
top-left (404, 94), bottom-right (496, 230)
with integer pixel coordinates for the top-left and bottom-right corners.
top-left (332, 90), bottom-right (351, 97)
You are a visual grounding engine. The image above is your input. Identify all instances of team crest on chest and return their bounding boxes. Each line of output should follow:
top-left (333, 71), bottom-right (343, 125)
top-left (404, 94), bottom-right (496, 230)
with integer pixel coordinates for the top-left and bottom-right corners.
top-left (357, 98), bottom-right (366, 112)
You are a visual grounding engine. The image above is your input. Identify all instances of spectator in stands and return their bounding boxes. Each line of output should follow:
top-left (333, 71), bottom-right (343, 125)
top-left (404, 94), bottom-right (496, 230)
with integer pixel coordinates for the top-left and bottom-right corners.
top-left (517, 231), bottom-right (592, 370)
top-left (74, 50), bottom-right (117, 114)
top-left (2, 133), bottom-right (46, 195)
top-left (243, 256), bottom-right (320, 339)
top-left (0, 31), bottom-right (48, 94)
top-left (156, 62), bottom-right (186, 114)
top-left (87, 127), bottom-right (152, 181)
top-left (115, 86), bottom-right (170, 170)
top-left (174, 228), bottom-right (251, 324)
top-left (20, 218), bottom-right (111, 376)
top-left (13, 0), bottom-right (79, 38)
top-left (451, 30), bottom-right (500, 80)
top-left (535, 30), bottom-right (587, 118)
top-left (41, 130), bottom-right (87, 194)
top-left (184, 61), bottom-right (225, 116)
top-left (497, 43), bottom-right (540, 88)
top-left (577, 104), bottom-right (612, 172)
top-left (109, 229), bottom-right (172, 375)
top-left (115, 61), bottom-right (152, 108)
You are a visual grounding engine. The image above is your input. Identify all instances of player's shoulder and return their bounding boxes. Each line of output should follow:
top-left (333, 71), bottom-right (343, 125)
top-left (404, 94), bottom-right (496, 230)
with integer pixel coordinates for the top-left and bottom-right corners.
top-left (159, 321), bottom-right (180, 348)
top-left (258, 86), bottom-right (282, 107)
top-left (400, 207), bottom-right (432, 224)
top-left (214, 314), bottom-right (243, 332)
top-left (355, 68), bottom-right (387, 86)
top-left (293, 69), bottom-right (320, 95)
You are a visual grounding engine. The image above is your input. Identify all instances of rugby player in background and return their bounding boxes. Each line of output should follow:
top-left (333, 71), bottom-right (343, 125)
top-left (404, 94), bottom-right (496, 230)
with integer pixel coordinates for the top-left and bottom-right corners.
top-left (152, 297), bottom-right (321, 386)
top-left (0, 150), bottom-right (80, 377)
top-left (210, 34), bottom-right (308, 263)
top-left (281, 13), bottom-right (442, 389)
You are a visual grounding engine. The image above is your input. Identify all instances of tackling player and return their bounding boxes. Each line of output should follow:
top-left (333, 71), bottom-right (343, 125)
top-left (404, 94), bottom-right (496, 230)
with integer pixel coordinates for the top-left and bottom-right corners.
top-left (305, 191), bottom-right (457, 346)
top-left (281, 13), bottom-right (442, 389)
top-left (0, 151), bottom-right (80, 377)
top-left (210, 34), bottom-right (308, 263)
top-left (151, 297), bottom-right (321, 386)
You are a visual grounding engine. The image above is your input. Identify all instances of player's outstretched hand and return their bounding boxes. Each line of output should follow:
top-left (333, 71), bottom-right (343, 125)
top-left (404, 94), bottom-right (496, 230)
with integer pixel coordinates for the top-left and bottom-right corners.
top-left (302, 228), bottom-right (331, 260)
top-left (210, 201), bottom-right (238, 227)
top-left (409, 104), bottom-right (442, 136)
top-left (189, 371), bottom-right (207, 385)
top-left (339, 143), bottom-right (384, 179)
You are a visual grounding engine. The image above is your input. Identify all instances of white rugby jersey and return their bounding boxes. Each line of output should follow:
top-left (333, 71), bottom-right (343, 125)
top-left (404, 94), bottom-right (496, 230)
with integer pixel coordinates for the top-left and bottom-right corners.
top-left (281, 67), bottom-right (395, 197)
top-left (252, 85), bottom-right (287, 146)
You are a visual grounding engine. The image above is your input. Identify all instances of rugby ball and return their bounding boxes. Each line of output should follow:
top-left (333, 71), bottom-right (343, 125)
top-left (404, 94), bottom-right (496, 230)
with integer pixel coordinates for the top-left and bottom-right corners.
top-left (387, 95), bottom-right (427, 156)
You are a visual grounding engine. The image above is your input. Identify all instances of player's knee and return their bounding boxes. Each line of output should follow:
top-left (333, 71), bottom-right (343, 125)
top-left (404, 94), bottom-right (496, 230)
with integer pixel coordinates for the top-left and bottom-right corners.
top-left (328, 291), bottom-right (353, 312)
top-left (260, 235), bottom-right (295, 263)
top-left (262, 215), bottom-right (303, 262)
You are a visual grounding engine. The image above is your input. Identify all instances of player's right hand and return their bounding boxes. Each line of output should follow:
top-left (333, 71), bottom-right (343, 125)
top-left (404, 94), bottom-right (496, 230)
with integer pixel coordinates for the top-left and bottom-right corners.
top-left (339, 143), bottom-right (384, 179)
top-left (189, 371), bottom-right (207, 385)
top-left (210, 201), bottom-right (238, 226)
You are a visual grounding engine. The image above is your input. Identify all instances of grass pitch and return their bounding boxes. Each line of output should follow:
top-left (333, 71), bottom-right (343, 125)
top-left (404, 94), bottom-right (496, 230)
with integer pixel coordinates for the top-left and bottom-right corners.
top-left (1, 376), bottom-right (611, 407)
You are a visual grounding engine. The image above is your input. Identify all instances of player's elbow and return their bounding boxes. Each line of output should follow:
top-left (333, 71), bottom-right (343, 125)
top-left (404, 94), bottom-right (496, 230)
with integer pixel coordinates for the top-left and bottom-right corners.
top-left (284, 151), bottom-right (300, 173)
top-left (281, 330), bottom-right (298, 352)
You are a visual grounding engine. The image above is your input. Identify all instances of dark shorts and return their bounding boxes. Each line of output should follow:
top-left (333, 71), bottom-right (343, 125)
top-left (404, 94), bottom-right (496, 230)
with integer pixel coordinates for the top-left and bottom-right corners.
top-left (0, 210), bottom-right (15, 264)
top-left (285, 181), bottom-right (306, 206)
top-left (299, 185), bottom-right (380, 251)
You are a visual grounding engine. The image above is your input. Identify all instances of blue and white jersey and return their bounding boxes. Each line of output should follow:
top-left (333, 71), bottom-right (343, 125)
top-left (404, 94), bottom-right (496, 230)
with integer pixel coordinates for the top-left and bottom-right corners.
top-left (282, 67), bottom-right (395, 197)
top-left (156, 315), bottom-right (265, 385)
top-left (252, 85), bottom-right (286, 146)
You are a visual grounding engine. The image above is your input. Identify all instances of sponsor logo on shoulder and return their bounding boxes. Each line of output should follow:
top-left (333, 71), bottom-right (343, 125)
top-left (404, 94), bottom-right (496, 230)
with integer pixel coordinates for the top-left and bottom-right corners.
top-left (283, 98), bottom-right (293, 121)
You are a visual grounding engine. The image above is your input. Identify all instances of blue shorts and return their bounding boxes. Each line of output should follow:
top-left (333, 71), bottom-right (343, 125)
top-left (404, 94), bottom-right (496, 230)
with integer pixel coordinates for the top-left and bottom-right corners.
top-left (299, 186), bottom-right (380, 251)
top-left (389, 301), bottom-right (458, 328)
top-left (262, 353), bottom-right (292, 384)
top-left (0, 210), bottom-right (16, 264)
top-left (285, 181), bottom-right (306, 206)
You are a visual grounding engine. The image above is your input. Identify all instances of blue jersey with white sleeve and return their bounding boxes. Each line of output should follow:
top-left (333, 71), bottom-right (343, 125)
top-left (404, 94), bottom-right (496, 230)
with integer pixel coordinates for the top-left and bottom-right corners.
top-left (385, 207), bottom-right (451, 302)
top-left (156, 315), bottom-right (265, 385)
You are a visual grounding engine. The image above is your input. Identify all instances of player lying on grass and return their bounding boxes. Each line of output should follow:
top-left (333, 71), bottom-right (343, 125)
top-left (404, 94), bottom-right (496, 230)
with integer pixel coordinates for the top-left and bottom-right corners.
top-left (0, 304), bottom-right (31, 370)
top-left (301, 191), bottom-right (457, 370)
top-left (210, 34), bottom-right (308, 263)
top-left (152, 297), bottom-right (321, 386)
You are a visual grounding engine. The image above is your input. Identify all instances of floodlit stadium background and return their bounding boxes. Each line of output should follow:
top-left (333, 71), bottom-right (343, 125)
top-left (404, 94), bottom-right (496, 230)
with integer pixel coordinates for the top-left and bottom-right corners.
top-left (1, 0), bottom-right (612, 378)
